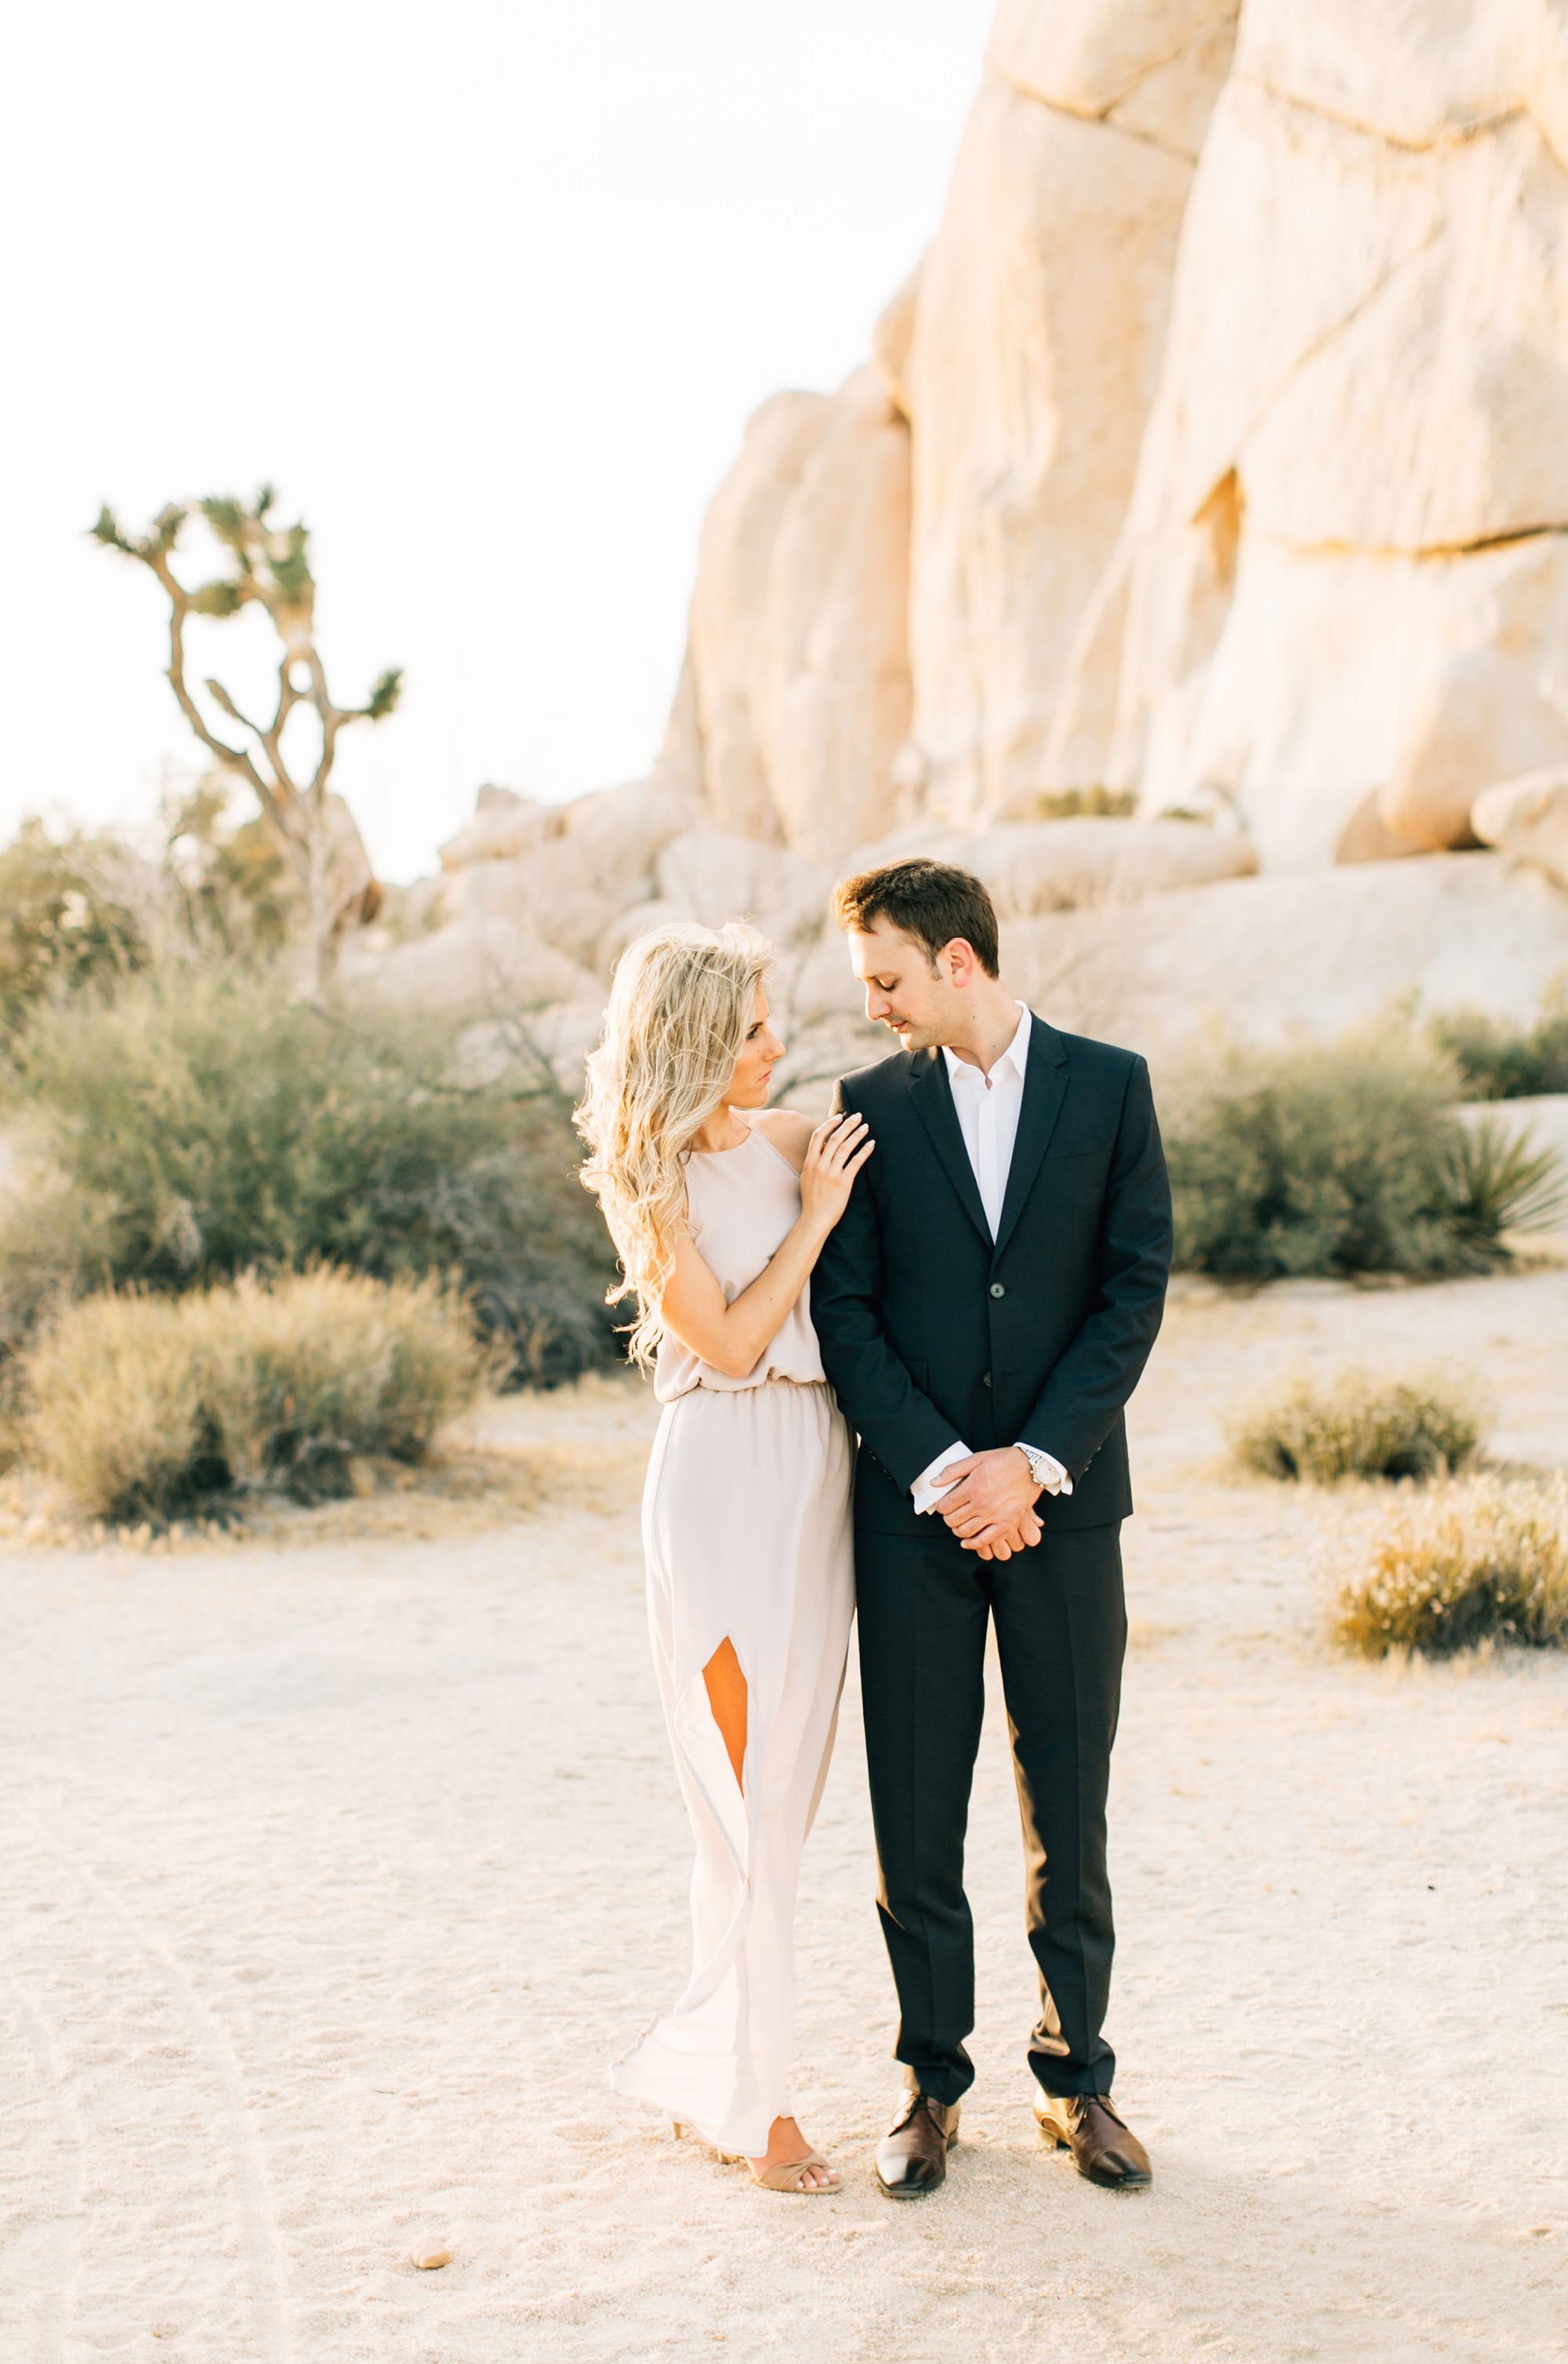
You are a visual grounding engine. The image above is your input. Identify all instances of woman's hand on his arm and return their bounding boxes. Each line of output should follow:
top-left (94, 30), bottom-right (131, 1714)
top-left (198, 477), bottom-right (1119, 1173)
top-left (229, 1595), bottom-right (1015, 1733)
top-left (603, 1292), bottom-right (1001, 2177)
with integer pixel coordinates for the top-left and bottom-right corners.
top-left (798, 1113), bottom-right (874, 1235)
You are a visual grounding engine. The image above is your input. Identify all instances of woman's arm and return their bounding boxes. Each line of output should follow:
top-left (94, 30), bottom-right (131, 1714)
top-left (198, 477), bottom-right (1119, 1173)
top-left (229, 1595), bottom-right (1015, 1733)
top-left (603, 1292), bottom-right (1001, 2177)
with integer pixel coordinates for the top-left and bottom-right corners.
top-left (659, 1113), bottom-right (873, 1379)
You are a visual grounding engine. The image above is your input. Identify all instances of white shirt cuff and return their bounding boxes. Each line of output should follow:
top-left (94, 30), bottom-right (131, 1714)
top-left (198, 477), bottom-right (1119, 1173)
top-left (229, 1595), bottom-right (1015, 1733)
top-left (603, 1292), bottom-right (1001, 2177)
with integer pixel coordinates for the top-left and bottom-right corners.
top-left (911, 1441), bottom-right (972, 1516)
top-left (1015, 1443), bottom-right (1072, 1497)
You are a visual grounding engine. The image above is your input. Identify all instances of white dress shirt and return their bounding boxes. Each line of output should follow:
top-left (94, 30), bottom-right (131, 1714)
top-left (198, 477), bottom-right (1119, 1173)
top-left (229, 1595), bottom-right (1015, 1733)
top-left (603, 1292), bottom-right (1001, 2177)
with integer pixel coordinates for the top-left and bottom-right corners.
top-left (909, 1004), bottom-right (1073, 1516)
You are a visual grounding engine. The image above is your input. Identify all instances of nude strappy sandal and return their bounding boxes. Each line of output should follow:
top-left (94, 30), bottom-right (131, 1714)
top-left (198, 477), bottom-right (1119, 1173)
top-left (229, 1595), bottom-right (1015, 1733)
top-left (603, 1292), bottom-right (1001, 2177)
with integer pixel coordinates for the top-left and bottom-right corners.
top-left (672, 2120), bottom-right (840, 2192)
top-left (748, 2150), bottom-right (841, 2194)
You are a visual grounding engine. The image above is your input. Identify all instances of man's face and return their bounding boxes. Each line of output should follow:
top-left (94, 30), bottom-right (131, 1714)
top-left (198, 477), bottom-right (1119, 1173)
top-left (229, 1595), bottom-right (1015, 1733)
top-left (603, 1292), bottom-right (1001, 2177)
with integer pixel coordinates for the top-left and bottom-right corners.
top-left (847, 917), bottom-right (963, 1051)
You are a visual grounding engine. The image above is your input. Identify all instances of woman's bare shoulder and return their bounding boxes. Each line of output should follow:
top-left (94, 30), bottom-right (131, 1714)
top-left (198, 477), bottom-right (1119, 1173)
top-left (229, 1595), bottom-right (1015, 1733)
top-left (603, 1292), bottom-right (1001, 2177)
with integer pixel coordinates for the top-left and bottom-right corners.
top-left (750, 1106), bottom-right (814, 1173)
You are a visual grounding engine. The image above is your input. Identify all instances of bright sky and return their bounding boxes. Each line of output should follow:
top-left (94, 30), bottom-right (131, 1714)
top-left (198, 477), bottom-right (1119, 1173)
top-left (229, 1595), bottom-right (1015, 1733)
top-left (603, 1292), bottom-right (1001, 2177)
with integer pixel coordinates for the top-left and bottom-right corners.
top-left (2, 1), bottom-right (992, 884)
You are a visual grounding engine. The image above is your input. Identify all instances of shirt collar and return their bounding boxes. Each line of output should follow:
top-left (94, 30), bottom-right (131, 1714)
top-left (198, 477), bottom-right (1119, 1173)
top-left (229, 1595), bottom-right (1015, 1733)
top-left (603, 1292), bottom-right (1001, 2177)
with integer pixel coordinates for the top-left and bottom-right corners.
top-left (942, 1003), bottom-right (1030, 1091)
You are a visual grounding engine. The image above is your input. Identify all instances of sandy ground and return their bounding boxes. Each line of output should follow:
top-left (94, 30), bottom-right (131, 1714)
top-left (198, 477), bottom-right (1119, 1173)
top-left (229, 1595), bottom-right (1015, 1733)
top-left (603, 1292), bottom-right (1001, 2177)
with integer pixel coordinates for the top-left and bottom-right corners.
top-left (3, 1269), bottom-right (1567, 2364)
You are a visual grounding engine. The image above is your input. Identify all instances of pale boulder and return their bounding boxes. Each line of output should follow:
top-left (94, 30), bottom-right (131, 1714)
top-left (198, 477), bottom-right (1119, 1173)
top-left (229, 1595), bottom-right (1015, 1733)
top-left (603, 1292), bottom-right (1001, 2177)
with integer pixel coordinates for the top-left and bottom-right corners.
top-left (1334, 794), bottom-right (1428, 868)
top-left (1472, 764), bottom-right (1568, 888)
top-left (851, 815), bottom-right (1257, 915)
top-left (596, 899), bottom-right (693, 976)
top-left (787, 929), bottom-right (870, 1029)
top-left (361, 920), bottom-right (600, 1017)
top-left (436, 844), bottom-right (616, 977)
top-left (1237, 114), bottom-right (1568, 555)
top-left (521, 997), bottom-right (615, 1093)
top-left (437, 790), bottom-right (563, 870)
top-left (654, 830), bottom-right (831, 950)
top-left (500, 776), bottom-right (706, 971)
top-left (1001, 853), bottom-right (1568, 1055)
top-left (1105, 52), bottom-right (1568, 854)
top-left (1110, 68), bottom-right (1568, 561)
top-left (989, 0), bottom-right (1238, 154)
top-left (1234, 0), bottom-right (1566, 154)
top-left (655, 650), bottom-right (706, 801)
top-left (1105, 15), bottom-right (1238, 154)
top-left (872, 267), bottom-right (920, 421)
top-left (903, 67), bottom-right (1214, 818)
top-left (1122, 507), bottom-right (1568, 872)
top-left (559, 776), bottom-right (708, 909)
top-left (420, 775), bottom-right (707, 985)
top-left (1380, 652), bottom-right (1568, 852)
top-left (684, 370), bottom-right (912, 860)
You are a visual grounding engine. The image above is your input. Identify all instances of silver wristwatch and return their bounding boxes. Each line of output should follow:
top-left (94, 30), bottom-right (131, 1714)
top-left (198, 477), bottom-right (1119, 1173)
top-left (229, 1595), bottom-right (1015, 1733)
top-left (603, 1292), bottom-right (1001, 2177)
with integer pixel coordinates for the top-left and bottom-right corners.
top-left (1013, 1441), bottom-right (1055, 1491)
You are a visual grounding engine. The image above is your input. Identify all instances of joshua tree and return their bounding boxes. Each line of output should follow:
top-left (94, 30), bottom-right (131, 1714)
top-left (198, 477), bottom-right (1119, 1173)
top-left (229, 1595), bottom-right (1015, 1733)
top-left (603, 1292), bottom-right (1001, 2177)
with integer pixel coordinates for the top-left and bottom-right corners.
top-left (93, 488), bottom-right (401, 989)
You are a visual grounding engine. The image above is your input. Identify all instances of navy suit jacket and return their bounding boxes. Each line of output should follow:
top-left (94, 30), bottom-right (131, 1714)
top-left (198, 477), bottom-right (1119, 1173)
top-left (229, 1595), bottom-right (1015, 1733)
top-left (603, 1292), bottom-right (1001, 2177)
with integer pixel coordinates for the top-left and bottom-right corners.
top-left (811, 1014), bottom-right (1173, 1536)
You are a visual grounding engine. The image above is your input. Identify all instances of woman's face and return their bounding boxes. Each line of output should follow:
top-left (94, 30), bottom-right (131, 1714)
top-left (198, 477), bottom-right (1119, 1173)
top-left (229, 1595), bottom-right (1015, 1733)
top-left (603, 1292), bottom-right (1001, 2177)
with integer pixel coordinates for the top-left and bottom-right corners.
top-left (726, 984), bottom-right (785, 1107)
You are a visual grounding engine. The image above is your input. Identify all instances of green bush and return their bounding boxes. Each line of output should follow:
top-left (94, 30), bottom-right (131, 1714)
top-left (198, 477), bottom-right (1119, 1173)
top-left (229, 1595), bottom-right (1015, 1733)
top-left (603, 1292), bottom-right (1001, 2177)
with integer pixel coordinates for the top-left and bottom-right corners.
top-left (1335, 1478), bottom-right (1568, 1658)
top-left (1001, 785), bottom-right (1138, 822)
top-left (0, 961), bottom-right (619, 1383)
top-left (0, 819), bottom-right (146, 1033)
top-left (23, 1269), bottom-right (490, 1520)
top-left (0, 792), bottom-right (299, 1040)
top-left (1444, 1114), bottom-right (1568, 1249)
top-left (1230, 1370), bottom-right (1482, 1483)
top-left (1165, 1032), bottom-right (1566, 1281)
top-left (1430, 982), bottom-right (1568, 1100)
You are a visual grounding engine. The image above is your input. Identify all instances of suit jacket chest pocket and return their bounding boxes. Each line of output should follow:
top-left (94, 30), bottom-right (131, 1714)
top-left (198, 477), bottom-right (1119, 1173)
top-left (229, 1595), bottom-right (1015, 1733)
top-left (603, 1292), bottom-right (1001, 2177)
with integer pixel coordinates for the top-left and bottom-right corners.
top-left (1044, 1131), bottom-right (1106, 1163)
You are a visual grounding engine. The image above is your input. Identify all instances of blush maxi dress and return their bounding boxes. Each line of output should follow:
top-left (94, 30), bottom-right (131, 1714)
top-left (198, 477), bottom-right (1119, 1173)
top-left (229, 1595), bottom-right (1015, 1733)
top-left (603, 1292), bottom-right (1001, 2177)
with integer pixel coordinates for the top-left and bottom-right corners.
top-left (608, 1123), bottom-right (855, 2157)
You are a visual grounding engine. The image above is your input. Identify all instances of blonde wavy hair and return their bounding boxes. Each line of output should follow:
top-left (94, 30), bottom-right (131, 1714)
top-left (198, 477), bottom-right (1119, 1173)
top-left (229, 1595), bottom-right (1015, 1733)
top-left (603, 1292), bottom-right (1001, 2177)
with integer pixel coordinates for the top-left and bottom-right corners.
top-left (575, 921), bottom-right (774, 1365)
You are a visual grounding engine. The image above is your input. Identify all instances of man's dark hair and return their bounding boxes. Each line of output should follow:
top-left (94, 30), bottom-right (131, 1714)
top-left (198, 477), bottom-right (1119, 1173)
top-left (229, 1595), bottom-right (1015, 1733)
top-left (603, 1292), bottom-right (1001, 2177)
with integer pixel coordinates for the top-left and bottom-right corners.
top-left (832, 857), bottom-right (1000, 978)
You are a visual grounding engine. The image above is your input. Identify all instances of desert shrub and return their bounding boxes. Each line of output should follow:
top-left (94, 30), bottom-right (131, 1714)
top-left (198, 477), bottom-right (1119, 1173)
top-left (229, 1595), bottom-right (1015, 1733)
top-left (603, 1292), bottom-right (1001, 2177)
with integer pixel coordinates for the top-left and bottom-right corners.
top-left (1231, 1370), bottom-right (1482, 1483)
top-left (0, 961), bottom-right (619, 1382)
top-left (1002, 785), bottom-right (1138, 822)
top-left (1334, 1478), bottom-right (1568, 1658)
top-left (0, 819), bottom-right (146, 1033)
top-left (0, 793), bottom-right (300, 1040)
top-left (23, 1269), bottom-right (490, 1519)
top-left (1430, 982), bottom-right (1568, 1100)
top-left (1165, 1033), bottom-right (1567, 1281)
top-left (1443, 1114), bottom-right (1568, 1250)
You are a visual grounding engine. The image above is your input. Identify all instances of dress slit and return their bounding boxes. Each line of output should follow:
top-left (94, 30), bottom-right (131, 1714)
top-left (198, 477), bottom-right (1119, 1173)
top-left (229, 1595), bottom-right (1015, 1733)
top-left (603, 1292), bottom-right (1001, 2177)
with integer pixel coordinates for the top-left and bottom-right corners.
top-left (610, 1379), bottom-right (853, 2155)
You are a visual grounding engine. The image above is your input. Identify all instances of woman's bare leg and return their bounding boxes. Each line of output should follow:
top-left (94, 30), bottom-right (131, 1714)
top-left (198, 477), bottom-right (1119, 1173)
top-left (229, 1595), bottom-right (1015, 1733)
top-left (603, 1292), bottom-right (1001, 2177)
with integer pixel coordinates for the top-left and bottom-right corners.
top-left (702, 1636), bottom-right (748, 1790)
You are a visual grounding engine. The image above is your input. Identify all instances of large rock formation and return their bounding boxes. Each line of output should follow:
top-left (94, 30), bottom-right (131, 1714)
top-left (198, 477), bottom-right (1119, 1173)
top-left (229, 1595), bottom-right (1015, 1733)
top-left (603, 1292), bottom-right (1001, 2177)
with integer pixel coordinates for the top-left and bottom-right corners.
top-left (657, 0), bottom-right (1568, 876)
top-left (361, 0), bottom-right (1568, 1100)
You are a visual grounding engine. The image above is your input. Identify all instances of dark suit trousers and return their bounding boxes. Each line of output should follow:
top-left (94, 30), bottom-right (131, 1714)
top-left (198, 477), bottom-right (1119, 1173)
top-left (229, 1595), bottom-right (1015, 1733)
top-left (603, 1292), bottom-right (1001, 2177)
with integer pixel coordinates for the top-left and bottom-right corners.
top-left (855, 1517), bottom-right (1126, 2101)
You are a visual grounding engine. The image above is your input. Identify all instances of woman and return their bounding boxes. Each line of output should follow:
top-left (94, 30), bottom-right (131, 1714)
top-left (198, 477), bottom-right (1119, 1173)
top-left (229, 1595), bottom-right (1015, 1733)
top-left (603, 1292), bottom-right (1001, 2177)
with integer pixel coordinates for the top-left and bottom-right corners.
top-left (577, 921), bottom-right (872, 2194)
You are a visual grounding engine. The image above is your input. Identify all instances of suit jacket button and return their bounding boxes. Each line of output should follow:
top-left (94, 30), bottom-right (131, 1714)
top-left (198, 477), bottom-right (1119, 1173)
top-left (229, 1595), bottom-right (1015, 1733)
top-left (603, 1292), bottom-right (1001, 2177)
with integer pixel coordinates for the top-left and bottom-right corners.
top-left (982, 1372), bottom-right (992, 1387)
top-left (989, 1283), bottom-right (1005, 1298)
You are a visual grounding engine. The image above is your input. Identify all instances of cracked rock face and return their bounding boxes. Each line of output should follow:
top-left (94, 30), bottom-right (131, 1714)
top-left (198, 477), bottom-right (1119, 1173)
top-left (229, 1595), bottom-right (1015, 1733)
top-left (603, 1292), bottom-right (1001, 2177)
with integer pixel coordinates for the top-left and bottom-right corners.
top-left (1083, 0), bottom-right (1568, 866)
top-left (662, 0), bottom-right (1568, 882)
top-left (364, 2), bottom-right (1568, 1087)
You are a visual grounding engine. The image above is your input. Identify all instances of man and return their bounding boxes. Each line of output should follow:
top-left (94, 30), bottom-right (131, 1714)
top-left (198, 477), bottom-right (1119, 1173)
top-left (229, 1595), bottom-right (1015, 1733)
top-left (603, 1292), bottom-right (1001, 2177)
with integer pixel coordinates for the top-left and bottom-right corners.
top-left (811, 859), bottom-right (1172, 2198)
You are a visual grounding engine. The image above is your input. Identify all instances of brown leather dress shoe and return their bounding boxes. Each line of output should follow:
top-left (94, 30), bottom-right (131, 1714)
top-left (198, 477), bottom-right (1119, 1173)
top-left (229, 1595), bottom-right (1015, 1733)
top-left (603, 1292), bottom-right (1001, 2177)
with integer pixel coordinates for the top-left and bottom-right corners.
top-left (875, 2092), bottom-right (960, 2199)
top-left (1033, 2090), bottom-right (1152, 2188)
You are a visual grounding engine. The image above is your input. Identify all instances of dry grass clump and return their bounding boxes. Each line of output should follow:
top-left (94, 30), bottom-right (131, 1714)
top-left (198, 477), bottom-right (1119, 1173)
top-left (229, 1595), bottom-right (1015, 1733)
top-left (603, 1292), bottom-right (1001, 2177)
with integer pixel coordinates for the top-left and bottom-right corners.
top-left (1230, 1369), bottom-right (1482, 1484)
top-left (0, 1433), bottom-right (643, 1553)
top-left (22, 1269), bottom-right (492, 1521)
top-left (1335, 1477), bottom-right (1568, 1658)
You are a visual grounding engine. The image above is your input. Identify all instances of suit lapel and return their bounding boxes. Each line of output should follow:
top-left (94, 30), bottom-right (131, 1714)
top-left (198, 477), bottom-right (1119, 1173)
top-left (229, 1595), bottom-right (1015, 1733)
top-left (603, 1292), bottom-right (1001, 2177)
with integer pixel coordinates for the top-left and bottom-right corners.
top-left (991, 1013), bottom-right (1069, 1262)
top-left (906, 1048), bottom-right (993, 1249)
